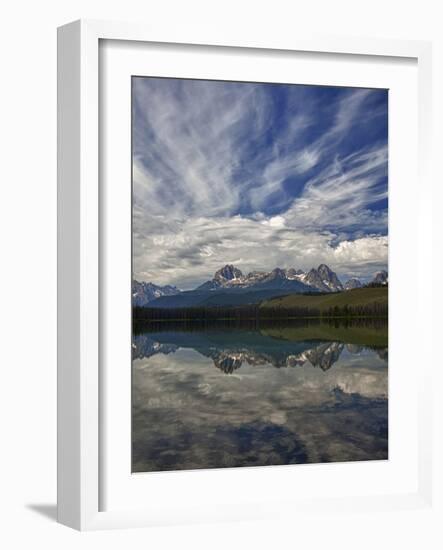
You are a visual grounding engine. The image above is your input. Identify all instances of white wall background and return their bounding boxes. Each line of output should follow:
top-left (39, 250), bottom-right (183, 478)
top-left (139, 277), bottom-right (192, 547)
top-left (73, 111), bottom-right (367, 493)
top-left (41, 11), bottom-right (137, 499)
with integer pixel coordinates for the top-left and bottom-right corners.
top-left (0, 0), bottom-right (441, 548)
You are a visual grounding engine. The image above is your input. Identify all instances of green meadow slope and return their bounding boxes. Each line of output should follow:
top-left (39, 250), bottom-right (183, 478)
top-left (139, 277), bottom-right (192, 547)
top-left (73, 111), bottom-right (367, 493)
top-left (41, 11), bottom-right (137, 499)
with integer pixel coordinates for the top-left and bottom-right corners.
top-left (260, 286), bottom-right (388, 312)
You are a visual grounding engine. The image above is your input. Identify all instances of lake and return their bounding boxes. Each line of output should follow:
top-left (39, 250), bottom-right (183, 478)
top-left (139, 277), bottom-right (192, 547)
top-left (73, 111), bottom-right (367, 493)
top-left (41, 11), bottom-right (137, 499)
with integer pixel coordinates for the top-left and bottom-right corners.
top-left (132, 319), bottom-right (388, 472)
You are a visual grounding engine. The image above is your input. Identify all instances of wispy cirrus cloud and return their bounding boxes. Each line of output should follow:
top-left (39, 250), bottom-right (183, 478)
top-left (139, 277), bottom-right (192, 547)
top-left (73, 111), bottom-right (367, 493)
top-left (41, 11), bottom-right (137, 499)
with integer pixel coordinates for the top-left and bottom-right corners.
top-left (284, 144), bottom-right (388, 233)
top-left (132, 77), bottom-right (388, 287)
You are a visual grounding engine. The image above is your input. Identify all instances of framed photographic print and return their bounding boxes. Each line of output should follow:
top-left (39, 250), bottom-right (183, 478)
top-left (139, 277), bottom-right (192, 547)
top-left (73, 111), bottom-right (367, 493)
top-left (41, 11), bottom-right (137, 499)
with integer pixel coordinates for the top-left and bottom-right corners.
top-left (58, 20), bottom-right (434, 530)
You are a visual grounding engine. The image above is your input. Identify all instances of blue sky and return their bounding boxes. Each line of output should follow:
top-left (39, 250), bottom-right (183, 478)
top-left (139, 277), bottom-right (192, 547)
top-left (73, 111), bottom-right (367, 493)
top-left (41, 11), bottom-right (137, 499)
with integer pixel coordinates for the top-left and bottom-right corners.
top-left (132, 77), bottom-right (388, 289)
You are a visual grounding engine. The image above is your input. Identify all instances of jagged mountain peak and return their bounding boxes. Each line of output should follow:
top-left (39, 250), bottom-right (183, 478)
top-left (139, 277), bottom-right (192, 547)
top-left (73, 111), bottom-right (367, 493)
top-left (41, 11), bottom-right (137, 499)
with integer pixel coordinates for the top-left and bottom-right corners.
top-left (270, 267), bottom-right (286, 278)
top-left (299, 265), bottom-right (339, 291)
top-left (344, 278), bottom-right (362, 290)
top-left (214, 264), bottom-right (243, 281)
top-left (371, 270), bottom-right (388, 285)
top-left (303, 268), bottom-right (331, 292)
top-left (318, 264), bottom-right (343, 290)
top-left (132, 279), bottom-right (180, 307)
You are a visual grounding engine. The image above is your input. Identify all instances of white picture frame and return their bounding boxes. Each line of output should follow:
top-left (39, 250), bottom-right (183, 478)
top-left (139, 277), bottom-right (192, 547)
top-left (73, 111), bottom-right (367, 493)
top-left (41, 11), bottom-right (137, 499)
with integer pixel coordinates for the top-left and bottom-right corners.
top-left (57, 19), bottom-right (434, 531)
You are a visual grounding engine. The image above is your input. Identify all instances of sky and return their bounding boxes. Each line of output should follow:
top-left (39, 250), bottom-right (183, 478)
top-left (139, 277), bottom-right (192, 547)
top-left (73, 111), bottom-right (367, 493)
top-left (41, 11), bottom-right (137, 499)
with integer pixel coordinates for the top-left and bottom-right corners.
top-left (132, 77), bottom-right (388, 290)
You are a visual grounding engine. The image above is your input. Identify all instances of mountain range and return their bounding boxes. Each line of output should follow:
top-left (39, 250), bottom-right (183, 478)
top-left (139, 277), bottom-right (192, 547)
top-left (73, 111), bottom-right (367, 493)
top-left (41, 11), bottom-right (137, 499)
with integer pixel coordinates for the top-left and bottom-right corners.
top-left (132, 264), bottom-right (388, 308)
top-left (132, 280), bottom-right (180, 307)
top-left (197, 263), bottom-right (344, 292)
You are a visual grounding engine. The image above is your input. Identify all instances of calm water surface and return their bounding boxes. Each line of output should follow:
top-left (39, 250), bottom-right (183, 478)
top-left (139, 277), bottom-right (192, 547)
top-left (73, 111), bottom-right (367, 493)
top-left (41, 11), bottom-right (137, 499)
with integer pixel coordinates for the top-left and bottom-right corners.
top-left (132, 320), bottom-right (388, 472)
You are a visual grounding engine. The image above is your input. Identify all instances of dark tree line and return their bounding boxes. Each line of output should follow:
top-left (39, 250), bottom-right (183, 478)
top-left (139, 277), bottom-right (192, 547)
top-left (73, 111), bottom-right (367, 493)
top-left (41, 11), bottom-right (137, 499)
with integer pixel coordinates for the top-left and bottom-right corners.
top-left (133, 301), bottom-right (388, 322)
top-left (133, 305), bottom-right (261, 322)
top-left (256, 306), bottom-right (322, 319)
top-left (322, 302), bottom-right (388, 318)
top-left (323, 317), bottom-right (387, 330)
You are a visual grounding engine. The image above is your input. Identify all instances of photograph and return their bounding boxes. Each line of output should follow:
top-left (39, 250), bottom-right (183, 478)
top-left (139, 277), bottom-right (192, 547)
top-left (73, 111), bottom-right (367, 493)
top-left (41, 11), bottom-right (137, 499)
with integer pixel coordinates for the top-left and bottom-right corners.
top-left (131, 76), bottom-right (389, 473)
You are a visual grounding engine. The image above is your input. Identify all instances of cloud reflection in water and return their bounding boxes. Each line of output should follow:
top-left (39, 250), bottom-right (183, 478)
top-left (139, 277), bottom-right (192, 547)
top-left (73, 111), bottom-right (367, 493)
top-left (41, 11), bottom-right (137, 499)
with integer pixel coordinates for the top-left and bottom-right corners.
top-left (132, 327), bottom-right (388, 472)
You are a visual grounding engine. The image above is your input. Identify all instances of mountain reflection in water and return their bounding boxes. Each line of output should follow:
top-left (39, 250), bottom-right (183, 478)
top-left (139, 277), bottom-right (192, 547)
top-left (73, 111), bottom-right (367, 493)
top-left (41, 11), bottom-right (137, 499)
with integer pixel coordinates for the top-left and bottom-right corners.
top-left (132, 319), bottom-right (388, 472)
